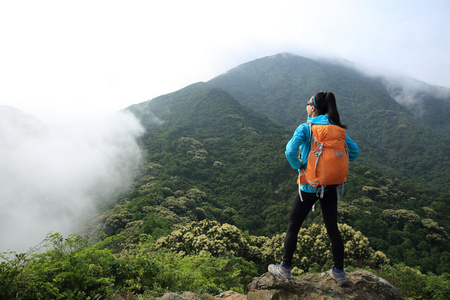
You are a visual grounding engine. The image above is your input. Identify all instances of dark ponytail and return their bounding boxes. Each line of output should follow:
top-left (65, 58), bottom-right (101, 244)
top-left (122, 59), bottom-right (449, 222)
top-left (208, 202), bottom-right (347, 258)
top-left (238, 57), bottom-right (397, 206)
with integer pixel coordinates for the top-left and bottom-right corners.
top-left (313, 92), bottom-right (347, 129)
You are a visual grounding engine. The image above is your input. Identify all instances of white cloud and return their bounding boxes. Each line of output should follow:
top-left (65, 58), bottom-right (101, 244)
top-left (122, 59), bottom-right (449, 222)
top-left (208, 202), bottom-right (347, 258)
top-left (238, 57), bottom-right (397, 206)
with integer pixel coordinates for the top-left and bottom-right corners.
top-left (0, 107), bottom-right (144, 252)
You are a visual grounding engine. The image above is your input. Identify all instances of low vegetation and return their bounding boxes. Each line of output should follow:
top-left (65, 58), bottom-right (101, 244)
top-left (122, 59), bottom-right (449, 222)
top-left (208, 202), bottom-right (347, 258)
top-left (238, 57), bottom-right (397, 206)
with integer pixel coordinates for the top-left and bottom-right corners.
top-left (1, 221), bottom-right (448, 299)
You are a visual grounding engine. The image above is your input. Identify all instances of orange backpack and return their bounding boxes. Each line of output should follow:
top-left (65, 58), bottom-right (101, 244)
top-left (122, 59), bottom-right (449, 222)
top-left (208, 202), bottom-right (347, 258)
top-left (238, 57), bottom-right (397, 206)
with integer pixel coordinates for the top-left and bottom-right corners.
top-left (298, 123), bottom-right (349, 195)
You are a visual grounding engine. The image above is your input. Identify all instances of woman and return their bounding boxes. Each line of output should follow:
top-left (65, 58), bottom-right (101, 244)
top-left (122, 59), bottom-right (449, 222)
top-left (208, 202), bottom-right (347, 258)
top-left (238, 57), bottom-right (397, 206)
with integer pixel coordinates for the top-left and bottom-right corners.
top-left (268, 92), bottom-right (359, 286)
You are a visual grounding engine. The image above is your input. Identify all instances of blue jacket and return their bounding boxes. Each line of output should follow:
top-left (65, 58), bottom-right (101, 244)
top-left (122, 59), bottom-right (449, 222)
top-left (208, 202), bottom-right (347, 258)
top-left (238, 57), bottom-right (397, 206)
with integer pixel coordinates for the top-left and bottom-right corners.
top-left (285, 114), bottom-right (359, 193)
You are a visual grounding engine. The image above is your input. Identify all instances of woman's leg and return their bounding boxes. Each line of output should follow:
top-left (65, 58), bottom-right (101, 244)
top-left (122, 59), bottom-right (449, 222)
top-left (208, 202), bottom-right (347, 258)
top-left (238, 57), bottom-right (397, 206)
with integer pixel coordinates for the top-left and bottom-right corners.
top-left (319, 187), bottom-right (344, 270)
top-left (282, 191), bottom-right (317, 267)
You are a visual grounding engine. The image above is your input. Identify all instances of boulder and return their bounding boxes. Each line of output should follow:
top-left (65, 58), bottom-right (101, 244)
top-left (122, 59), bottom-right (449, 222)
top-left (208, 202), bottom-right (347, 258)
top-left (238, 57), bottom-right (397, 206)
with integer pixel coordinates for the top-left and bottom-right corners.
top-left (247, 270), bottom-right (405, 300)
top-left (150, 270), bottom-right (404, 300)
top-left (152, 291), bottom-right (246, 300)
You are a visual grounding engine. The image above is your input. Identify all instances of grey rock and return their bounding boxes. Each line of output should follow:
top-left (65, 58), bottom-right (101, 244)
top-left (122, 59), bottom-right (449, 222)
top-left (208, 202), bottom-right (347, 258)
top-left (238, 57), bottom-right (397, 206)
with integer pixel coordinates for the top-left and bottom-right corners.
top-left (247, 270), bottom-right (405, 300)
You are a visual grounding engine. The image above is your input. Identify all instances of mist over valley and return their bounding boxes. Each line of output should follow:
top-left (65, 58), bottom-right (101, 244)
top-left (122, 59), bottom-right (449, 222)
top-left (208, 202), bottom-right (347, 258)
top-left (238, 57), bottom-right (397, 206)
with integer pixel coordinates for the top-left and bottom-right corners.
top-left (0, 107), bottom-right (144, 252)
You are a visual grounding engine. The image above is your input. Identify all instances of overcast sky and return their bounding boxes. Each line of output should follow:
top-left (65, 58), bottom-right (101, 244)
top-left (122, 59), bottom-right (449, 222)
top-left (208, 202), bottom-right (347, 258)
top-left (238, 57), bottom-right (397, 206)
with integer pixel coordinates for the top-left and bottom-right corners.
top-left (1, 0), bottom-right (449, 121)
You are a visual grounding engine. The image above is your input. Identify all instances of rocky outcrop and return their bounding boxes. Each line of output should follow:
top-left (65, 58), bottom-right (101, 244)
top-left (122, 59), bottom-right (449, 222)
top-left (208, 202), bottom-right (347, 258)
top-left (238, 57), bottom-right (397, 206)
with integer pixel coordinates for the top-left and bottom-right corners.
top-left (150, 291), bottom-right (246, 300)
top-left (247, 270), bottom-right (405, 300)
top-left (150, 270), bottom-right (404, 300)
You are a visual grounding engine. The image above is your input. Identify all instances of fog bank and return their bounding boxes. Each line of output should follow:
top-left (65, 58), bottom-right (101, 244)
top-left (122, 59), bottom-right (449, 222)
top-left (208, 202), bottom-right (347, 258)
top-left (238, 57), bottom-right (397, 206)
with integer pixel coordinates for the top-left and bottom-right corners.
top-left (0, 107), bottom-right (144, 253)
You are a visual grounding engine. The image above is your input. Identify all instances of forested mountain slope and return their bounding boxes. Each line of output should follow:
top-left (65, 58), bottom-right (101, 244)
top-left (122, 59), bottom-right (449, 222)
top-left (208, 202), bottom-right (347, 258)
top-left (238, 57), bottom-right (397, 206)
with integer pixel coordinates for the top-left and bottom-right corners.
top-left (207, 53), bottom-right (450, 192)
top-left (125, 82), bottom-right (294, 234)
top-left (82, 68), bottom-right (449, 275)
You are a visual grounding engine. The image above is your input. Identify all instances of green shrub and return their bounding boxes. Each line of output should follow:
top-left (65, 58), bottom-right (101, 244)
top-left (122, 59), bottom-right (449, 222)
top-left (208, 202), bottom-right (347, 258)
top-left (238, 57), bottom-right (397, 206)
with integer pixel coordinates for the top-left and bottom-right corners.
top-left (372, 263), bottom-right (450, 300)
top-left (0, 232), bottom-right (258, 299)
top-left (148, 252), bottom-right (258, 295)
top-left (1, 233), bottom-right (117, 299)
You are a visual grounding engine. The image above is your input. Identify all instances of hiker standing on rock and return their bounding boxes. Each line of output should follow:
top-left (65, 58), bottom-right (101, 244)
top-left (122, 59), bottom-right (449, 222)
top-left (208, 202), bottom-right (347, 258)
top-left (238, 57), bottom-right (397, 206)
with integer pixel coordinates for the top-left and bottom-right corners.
top-left (268, 92), bottom-right (359, 287)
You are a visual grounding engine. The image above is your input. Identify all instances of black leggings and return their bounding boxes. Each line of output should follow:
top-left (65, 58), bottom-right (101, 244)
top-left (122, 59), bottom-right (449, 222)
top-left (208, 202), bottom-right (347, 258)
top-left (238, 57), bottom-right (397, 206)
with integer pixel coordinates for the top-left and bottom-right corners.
top-left (282, 186), bottom-right (344, 270)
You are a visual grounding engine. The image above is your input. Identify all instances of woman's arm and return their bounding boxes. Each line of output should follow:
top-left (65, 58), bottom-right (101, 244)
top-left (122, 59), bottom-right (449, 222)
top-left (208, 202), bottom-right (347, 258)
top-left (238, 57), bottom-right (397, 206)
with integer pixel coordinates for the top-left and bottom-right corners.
top-left (285, 124), bottom-right (308, 169)
top-left (345, 134), bottom-right (359, 162)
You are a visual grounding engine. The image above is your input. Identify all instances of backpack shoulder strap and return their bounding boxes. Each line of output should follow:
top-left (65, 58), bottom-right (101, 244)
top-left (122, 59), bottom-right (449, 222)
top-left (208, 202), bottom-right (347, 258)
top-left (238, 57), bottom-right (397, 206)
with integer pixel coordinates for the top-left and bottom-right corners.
top-left (308, 122), bottom-right (313, 141)
top-left (309, 124), bottom-right (323, 179)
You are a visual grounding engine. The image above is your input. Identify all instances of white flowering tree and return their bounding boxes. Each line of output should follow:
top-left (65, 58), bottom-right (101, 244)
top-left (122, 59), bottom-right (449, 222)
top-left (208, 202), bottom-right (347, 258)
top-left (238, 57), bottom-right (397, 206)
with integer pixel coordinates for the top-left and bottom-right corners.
top-left (155, 220), bottom-right (389, 274)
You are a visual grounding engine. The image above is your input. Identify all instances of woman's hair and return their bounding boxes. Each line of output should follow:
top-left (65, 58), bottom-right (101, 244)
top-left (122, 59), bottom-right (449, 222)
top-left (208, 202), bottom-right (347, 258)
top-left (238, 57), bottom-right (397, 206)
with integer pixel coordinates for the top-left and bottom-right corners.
top-left (313, 92), bottom-right (347, 129)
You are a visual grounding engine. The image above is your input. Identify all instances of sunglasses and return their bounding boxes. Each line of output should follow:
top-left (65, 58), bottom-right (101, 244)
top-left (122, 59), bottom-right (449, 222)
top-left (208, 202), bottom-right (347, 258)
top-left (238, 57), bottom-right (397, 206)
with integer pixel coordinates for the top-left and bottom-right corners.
top-left (306, 102), bottom-right (314, 107)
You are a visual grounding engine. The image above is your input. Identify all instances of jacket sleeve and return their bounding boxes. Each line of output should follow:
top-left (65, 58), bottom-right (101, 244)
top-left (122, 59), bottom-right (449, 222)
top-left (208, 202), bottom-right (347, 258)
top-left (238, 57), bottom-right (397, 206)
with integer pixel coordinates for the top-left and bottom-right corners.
top-left (345, 134), bottom-right (359, 162)
top-left (285, 124), bottom-right (308, 169)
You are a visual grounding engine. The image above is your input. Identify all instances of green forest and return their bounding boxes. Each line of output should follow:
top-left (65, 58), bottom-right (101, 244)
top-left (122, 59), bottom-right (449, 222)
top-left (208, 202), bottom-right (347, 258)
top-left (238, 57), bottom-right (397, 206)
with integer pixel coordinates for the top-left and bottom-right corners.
top-left (1, 54), bottom-right (449, 299)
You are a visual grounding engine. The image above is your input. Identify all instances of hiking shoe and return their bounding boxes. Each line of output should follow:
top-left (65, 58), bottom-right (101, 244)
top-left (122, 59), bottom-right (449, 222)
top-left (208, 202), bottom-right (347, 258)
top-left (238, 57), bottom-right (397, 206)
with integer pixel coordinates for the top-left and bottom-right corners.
top-left (329, 268), bottom-right (349, 287)
top-left (268, 263), bottom-right (291, 279)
